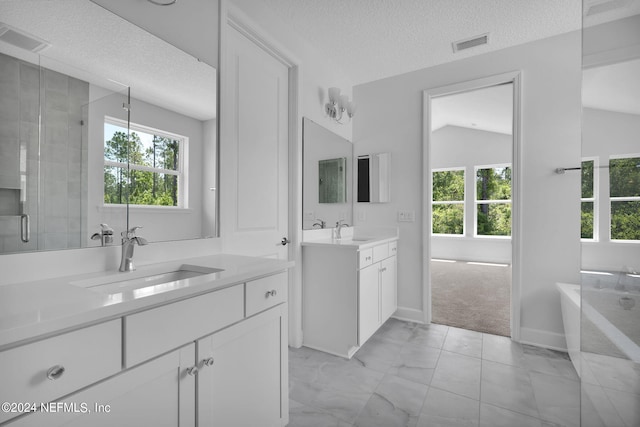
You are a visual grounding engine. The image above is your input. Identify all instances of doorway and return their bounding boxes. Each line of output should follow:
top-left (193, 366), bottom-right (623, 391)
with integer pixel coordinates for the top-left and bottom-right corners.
top-left (423, 73), bottom-right (521, 338)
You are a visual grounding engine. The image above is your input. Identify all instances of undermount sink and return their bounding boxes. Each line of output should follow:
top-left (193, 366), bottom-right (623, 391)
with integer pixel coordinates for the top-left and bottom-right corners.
top-left (350, 237), bottom-right (374, 242)
top-left (70, 264), bottom-right (224, 294)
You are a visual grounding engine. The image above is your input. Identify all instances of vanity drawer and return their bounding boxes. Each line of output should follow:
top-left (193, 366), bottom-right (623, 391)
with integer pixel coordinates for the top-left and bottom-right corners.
top-left (359, 248), bottom-right (374, 269)
top-left (389, 240), bottom-right (398, 256)
top-left (245, 272), bottom-right (287, 317)
top-left (124, 284), bottom-right (243, 367)
top-left (372, 243), bottom-right (389, 263)
top-left (0, 320), bottom-right (121, 424)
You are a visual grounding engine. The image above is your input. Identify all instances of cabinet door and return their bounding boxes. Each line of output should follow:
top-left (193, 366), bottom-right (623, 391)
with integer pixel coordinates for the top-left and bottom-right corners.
top-left (197, 304), bottom-right (287, 427)
top-left (9, 345), bottom-right (196, 427)
top-left (380, 256), bottom-right (397, 322)
top-left (358, 263), bottom-right (380, 346)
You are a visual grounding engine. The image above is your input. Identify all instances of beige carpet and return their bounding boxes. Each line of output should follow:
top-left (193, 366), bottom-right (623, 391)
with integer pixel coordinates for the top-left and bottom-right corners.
top-left (431, 260), bottom-right (511, 337)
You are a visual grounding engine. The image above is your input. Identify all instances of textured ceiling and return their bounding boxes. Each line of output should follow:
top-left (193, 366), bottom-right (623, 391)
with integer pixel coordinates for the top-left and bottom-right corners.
top-left (258, 0), bottom-right (584, 85)
top-left (0, 0), bottom-right (216, 121)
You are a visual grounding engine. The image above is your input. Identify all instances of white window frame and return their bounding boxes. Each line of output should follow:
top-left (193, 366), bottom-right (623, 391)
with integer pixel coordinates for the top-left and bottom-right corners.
top-left (609, 153), bottom-right (640, 243)
top-left (581, 157), bottom-right (599, 242)
top-left (103, 116), bottom-right (188, 209)
top-left (474, 163), bottom-right (512, 239)
top-left (432, 167), bottom-right (466, 236)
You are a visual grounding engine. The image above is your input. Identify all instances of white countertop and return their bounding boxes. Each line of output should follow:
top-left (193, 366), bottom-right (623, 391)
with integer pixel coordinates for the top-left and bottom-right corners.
top-left (0, 254), bottom-right (293, 351)
top-left (301, 235), bottom-right (398, 249)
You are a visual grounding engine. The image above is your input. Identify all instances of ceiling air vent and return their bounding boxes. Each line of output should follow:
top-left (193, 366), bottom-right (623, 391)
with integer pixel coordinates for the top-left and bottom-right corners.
top-left (0, 23), bottom-right (50, 53)
top-left (585, 0), bottom-right (631, 16)
top-left (452, 33), bottom-right (489, 53)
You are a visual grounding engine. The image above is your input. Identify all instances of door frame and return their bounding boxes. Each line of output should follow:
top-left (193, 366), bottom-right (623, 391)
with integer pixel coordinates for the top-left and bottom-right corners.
top-left (221, 1), bottom-right (303, 347)
top-left (422, 71), bottom-right (523, 341)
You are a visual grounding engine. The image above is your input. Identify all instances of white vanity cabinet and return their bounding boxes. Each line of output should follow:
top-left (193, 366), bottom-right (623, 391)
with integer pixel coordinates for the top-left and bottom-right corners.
top-left (8, 344), bottom-right (197, 427)
top-left (1, 267), bottom-right (289, 427)
top-left (302, 239), bottom-right (398, 358)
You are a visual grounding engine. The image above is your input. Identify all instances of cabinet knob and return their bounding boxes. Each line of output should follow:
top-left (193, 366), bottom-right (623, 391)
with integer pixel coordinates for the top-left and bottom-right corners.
top-left (46, 365), bottom-right (65, 381)
top-left (265, 289), bottom-right (277, 298)
top-left (380, 267), bottom-right (387, 272)
top-left (203, 357), bottom-right (215, 367)
top-left (366, 256), bottom-right (372, 261)
top-left (186, 366), bottom-right (198, 376)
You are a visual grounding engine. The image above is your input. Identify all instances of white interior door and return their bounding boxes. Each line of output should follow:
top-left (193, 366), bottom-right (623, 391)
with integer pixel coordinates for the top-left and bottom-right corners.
top-left (220, 24), bottom-right (289, 259)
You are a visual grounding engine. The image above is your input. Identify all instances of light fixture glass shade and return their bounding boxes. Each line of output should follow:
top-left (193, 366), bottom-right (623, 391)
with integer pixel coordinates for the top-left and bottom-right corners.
top-left (346, 101), bottom-right (357, 117)
top-left (338, 94), bottom-right (349, 109)
top-left (328, 87), bottom-right (341, 103)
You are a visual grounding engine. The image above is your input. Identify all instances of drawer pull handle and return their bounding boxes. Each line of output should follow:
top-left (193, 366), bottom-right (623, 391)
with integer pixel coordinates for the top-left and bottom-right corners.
top-left (186, 366), bottom-right (198, 376)
top-left (46, 365), bottom-right (65, 381)
top-left (266, 289), bottom-right (277, 298)
top-left (203, 357), bottom-right (215, 367)
top-left (380, 267), bottom-right (387, 272)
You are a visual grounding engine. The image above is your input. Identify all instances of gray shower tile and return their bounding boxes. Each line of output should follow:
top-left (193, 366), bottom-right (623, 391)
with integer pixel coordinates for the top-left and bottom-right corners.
top-left (354, 374), bottom-right (428, 427)
top-left (479, 403), bottom-right (543, 427)
top-left (480, 359), bottom-right (539, 418)
top-left (418, 387), bottom-right (479, 427)
top-left (443, 327), bottom-right (483, 358)
top-left (431, 350), bottom-right (481, 400)
top-left (530, 371), bottom-right (580, 427)
top-left (388, 342), bottom-right (440, 385)
top-left (583, 352), bottom-right (640, 394)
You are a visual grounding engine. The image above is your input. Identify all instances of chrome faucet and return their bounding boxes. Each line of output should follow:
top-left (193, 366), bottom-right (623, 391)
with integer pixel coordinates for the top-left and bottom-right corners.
top-left (313, 219), bottom-right (326, 229)
top-left (119, 226), bottom-right (148, 272)
top-left (91, 223), bottom-right (114, 246)
top-left (333, 220), bottom-right (349, 239)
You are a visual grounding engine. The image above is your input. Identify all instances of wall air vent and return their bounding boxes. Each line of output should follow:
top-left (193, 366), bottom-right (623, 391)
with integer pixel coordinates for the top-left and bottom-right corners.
top-left (452, 33), bottom-right (489, 53)
top-left (0, 23), bottom-right (50, 53)
top-left (585, 0), bottom-right (631, 16)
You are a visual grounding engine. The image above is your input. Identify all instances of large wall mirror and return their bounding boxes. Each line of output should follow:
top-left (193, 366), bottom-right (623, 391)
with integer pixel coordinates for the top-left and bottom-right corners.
top-left (302, 118), bottom-right (353, 229)
top-left (0, 0), bottom-right (219, 254)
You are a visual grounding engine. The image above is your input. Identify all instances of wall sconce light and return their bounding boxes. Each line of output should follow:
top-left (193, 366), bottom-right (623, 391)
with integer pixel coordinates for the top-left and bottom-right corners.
top-left (325, 87), bottom-right (356, 123)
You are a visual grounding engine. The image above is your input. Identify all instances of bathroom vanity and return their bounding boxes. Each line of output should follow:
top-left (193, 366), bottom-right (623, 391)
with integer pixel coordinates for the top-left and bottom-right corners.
top-left (301, 230), bottom-right (398, 358)
top-left (0, 254), bottom-right (291, 427)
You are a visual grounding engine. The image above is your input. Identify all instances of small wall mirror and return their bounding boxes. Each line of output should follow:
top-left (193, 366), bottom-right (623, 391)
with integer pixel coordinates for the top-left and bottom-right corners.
top-left (319, 158), bottom-right (347, 203)
top-left (302, 118), bottom-right (352, 229)
top-left (358, 152), bottom-right (391, 203)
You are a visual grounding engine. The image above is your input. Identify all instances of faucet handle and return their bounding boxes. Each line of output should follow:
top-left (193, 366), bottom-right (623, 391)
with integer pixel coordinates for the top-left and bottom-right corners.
top-left (122, 226), bottom-right (143, 239)
top-left (99, 223), bottom-right (114, 235)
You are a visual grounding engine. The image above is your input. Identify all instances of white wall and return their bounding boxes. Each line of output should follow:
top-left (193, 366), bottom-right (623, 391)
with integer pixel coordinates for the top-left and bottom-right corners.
top-left (353, 31), bottom-right (582, 349)
top-left (582, 107), bottom-right (640, 271)
top-left (431, 125), bottom-right (512, 263)
top-left (86, 87), bottom-right (207, 244)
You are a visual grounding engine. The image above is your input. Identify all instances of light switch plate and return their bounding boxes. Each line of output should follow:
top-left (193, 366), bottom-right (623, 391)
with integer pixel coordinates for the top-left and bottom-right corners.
top-left (397, 210), bottom-right (415, 222)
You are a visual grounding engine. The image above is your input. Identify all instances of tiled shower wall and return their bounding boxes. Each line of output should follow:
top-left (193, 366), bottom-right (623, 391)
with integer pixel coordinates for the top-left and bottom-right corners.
top-left (0, 52), bottom-right (89, 253)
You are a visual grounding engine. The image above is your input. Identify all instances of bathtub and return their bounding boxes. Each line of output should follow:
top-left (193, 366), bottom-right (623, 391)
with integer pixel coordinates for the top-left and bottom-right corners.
top-left (557, 281), bottom-right (640, 377)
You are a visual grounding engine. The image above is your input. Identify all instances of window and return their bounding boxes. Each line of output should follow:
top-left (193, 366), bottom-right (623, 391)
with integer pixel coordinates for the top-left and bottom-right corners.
top-left (432, 168), bottom-right (465, 235)
top-left (104, 117), bottom-right (186, 208)
top-left (581, 159), bottom-right (597, 240)
top-left (475, 165), bottom-right (511, 237)
top-left (609, 155), bottom-right (640, 241)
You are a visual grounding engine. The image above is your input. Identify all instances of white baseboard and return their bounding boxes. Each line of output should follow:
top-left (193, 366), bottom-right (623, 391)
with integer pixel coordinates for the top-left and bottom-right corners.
top-left (519, 327), bottom-right (568, 352)
top-left (392, 306), bottom-right (425, 324)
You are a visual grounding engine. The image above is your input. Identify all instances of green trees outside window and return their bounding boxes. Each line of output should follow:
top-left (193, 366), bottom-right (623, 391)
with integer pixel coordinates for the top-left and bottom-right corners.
top-left (610, 156), bottom-right (640, 241)
top-left (476, 166), bottom-right (511, 236)
top-left (581, 160), bottom-right (595, 239)
top-left (432, 169), bottom-right (464, 235)
top-left (104, 121), bottom-right (183, 207)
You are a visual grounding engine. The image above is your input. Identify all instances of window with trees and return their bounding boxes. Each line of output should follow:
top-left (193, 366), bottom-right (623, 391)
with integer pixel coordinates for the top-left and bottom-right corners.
top-left (581, 159), bottom-right (596, 240)
top-left (475, 165), bottom-right (511, 237)
top-left (432, 168), bottom-right (465, 235)
top-left (610, 155), bottom-right (640, 241)
top-left (104, 118), bottom-right (185, 207)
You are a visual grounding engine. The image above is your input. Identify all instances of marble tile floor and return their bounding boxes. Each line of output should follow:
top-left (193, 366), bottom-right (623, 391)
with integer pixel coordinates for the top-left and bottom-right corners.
top-left (289, 318), bottom-right (581, 427)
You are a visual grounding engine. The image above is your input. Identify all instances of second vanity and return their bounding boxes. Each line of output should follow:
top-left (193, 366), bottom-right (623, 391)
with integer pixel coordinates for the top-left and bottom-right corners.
top-left (0, 254), bottom-right (292, 427)
top-left (301, 228), bottom-right (398, 358)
